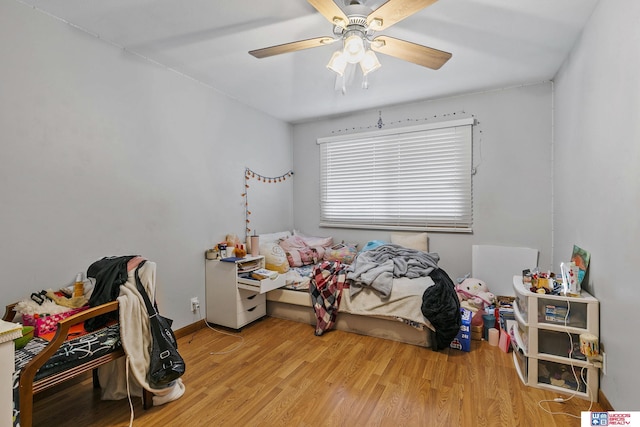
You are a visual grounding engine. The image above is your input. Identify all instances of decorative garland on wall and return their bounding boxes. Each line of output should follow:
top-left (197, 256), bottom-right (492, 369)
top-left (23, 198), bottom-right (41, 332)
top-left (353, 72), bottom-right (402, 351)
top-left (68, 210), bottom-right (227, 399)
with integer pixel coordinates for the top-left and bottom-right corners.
top-left (242, 167), bottom-right (294, 241)
top-left (329, 109), bottom-right (473, 134)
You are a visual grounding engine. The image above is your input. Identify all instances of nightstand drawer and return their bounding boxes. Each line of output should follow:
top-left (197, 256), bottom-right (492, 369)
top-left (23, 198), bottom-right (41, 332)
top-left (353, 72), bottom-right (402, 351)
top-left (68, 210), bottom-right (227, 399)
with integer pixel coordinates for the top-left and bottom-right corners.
top-left (237, 289), bottom-right (266, 310)
top-left (237, 303), bottom-right (265, 326)
top-left (238, 273), bottom-right (285, 294)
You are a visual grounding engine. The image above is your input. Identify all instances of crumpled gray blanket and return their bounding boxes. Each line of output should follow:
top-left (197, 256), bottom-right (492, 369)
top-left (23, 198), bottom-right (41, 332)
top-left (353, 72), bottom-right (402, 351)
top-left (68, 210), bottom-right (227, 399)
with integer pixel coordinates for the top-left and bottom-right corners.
top-left (346, 244), bottom-right (440, 298)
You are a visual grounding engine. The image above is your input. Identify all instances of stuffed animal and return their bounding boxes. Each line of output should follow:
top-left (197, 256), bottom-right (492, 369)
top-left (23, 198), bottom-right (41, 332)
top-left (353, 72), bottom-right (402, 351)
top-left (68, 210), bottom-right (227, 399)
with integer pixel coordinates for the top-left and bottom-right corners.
top-left (456, 278), bottom-right (496, 311)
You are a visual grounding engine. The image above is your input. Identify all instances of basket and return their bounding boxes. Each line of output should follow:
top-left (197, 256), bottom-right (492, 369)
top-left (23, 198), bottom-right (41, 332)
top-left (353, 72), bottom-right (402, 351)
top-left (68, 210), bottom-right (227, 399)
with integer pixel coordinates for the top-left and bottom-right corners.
top-left (14, 326), bottom-right (34, 349)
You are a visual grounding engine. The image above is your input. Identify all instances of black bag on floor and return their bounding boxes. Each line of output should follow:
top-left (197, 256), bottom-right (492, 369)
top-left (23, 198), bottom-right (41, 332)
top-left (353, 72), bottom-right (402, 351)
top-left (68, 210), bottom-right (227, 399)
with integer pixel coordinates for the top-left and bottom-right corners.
top-left (135, 261), bottom-right (186, 388)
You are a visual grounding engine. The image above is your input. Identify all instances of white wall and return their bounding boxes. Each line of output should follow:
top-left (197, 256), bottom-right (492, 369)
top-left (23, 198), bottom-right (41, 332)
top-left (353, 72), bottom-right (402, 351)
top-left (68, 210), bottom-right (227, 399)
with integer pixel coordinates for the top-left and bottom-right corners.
top-left (292, 83), bottom-right (553, 283)
top-left (554, 0), bottom-right (640, 411)
top-left (0, 1), bottom-right (293, 329)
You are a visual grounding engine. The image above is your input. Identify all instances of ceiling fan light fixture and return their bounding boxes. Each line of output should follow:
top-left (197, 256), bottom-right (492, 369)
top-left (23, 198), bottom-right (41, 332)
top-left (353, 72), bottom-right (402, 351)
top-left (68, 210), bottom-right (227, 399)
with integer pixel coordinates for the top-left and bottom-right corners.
top-left (343, 34), bottom-right (365, 64)
top-left (251, 0), bottom-right (453, 89)
top-left (359, 49), bottom-right (381, 75)
top-left (327, 50), bottom-right (348, 76)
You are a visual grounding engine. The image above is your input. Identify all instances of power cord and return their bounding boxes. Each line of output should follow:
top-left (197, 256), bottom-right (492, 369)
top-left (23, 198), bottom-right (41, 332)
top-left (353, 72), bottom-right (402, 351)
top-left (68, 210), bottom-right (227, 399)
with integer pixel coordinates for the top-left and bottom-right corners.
top-left (186, 305), bottom-right (245, 355)
top-left (125, 355), bottom-right (135, 427)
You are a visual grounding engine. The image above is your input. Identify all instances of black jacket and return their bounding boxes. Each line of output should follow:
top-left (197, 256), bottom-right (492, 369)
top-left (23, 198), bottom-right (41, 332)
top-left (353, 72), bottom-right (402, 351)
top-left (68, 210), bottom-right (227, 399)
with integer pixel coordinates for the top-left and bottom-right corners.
top-left (422, 268), bottom-right (462, 351)
top-left (85, 255), bottom-right (138, 330)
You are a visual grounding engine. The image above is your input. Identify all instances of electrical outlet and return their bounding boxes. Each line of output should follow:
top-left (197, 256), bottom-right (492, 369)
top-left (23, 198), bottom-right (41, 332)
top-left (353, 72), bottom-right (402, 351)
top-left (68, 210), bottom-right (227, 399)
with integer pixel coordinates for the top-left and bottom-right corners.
top-left (602, 351), bottom-right (606, 375)
top-left (190, 297), bottom-right (200, 313)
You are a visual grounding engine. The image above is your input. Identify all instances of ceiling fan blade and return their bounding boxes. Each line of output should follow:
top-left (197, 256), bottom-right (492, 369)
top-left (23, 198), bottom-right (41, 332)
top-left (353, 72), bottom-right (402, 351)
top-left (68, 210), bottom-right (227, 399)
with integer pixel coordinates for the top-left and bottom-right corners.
top-left (371, 35), bottom-right (451, 70)
top-left (308, 0), bottom-right (349, 28)
top-left (249, 37), bottom-right (337, 59)
top-left (367, 0), bottom-right (438, 31)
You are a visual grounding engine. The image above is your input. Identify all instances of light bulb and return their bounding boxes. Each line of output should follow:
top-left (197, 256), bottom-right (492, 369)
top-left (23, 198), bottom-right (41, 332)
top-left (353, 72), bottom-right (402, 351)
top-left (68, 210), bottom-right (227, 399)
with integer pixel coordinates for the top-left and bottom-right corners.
top-left (327, 50), bottom-right (347, 76)
top-left (359, 50), bottom-right (381, 75)
top-left (343, 35), bottom-right (365, 64)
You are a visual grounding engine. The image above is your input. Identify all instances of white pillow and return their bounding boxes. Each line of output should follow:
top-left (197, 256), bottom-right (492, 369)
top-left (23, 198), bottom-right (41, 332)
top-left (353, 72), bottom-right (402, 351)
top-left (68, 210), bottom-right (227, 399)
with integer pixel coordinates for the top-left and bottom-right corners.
top-left (390, 232), bottom-right (429, 252)
top-left (259, 230), bottom-right (292, 243)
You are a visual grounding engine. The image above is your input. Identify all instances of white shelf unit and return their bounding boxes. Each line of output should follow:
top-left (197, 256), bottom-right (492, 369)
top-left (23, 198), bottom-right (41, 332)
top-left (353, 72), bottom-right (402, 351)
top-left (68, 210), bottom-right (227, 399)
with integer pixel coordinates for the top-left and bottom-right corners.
top-left (205, 256), bottom-right (285, 329)
top-left (511, 275), bottom-right (599, 400)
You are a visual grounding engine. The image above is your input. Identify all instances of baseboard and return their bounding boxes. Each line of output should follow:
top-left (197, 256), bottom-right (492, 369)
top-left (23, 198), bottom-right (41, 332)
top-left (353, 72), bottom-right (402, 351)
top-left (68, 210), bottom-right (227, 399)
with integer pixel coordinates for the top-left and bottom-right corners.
top-left (175, 319), bottom-right (207, 339)
top-left (598, 389), bottom-right (614, 411)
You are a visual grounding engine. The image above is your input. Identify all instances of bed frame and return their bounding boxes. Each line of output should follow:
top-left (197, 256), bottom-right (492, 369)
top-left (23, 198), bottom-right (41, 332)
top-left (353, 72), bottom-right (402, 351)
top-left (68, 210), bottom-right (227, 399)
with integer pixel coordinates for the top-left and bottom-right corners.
top-left (4, 301), bottom-right (152, 427)
top-left (266, 289), bottom-right (435, 348)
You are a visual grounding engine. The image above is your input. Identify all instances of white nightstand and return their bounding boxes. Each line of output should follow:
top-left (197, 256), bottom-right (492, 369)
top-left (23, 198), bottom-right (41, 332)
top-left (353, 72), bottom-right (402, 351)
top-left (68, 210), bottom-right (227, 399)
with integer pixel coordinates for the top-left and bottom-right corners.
top-left (205, 256), bottom-right (285, 329)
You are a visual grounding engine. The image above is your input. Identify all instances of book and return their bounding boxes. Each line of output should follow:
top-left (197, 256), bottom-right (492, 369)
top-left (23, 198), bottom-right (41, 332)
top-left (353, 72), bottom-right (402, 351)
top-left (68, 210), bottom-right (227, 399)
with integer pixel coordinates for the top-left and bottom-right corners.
top-left (250, 268), bottom-right (279, 280)
top-left (571, 245), bottom-right (590, 287)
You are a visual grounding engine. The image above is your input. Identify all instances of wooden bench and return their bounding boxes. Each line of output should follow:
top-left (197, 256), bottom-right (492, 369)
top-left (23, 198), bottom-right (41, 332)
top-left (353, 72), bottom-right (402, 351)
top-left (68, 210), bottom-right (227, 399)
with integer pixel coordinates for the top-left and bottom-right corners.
top-left (4, 301), bottom-right (152, 427)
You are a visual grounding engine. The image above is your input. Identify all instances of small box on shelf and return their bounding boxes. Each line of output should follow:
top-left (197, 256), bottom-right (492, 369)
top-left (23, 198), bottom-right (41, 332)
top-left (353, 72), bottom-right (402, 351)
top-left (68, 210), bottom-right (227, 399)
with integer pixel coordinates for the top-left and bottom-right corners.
top-left (544, 304), bottom-right (568, 323)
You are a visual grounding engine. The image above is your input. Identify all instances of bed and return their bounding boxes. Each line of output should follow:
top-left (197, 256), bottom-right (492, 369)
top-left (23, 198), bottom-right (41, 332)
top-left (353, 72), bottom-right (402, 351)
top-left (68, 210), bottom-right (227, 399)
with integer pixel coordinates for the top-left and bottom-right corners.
top-left (267, 278), bottom-right (437, 348)
top-left (261, 231), bottom-right (461, 350)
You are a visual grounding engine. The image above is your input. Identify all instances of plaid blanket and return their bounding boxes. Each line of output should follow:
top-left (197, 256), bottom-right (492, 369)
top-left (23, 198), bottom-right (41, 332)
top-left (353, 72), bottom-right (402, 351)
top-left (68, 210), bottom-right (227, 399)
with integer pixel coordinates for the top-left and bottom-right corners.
top-left (309, 261), bottom-right (347, 336)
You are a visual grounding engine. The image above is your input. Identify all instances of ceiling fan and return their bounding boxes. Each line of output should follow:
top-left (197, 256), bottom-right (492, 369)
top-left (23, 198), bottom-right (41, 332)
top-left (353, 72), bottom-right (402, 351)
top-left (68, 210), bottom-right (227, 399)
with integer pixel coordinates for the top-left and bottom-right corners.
top-left (249, 0), bottom-right (452, 81)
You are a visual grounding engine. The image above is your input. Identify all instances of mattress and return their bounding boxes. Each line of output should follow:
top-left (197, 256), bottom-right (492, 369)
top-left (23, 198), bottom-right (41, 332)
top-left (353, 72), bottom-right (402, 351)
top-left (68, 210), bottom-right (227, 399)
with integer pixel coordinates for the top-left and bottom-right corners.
top-left (269, 276), bottom-right (434, 328)
top-left (266, 279), bottom-right (435, 348)
top-left (340, 276), bottom-right (435, 331)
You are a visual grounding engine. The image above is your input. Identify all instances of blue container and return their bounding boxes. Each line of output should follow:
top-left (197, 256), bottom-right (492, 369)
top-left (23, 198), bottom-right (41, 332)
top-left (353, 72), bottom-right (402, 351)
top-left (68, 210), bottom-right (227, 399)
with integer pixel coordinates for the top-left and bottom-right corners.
top-left (482, 314), bottom-right (496, 340)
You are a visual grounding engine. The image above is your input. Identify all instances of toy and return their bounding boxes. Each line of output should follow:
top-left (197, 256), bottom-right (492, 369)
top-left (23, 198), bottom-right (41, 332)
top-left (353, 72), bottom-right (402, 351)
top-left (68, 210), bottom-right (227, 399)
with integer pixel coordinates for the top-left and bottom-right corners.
top-left (525, 268), bottom-right (557, 294)
top-left (456, 278), bottom-right (496, 311)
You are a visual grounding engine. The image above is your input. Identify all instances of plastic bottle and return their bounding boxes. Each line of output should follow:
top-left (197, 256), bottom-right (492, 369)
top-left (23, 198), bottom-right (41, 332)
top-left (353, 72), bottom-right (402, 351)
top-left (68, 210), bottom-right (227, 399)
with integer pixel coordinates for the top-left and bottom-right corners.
top-left (73, 272), bottom-right (84, 298)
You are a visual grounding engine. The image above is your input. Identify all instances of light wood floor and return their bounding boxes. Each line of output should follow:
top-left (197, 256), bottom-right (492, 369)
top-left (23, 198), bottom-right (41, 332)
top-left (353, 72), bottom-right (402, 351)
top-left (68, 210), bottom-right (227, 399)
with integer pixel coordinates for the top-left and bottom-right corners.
top-left (32, 316), bottom-right (605, 426)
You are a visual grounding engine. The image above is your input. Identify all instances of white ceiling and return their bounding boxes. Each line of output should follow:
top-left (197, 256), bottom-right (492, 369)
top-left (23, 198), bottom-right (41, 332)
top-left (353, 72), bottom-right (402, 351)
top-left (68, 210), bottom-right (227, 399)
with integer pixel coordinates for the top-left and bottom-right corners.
top-left (22, 0), bottom-right (599, 123)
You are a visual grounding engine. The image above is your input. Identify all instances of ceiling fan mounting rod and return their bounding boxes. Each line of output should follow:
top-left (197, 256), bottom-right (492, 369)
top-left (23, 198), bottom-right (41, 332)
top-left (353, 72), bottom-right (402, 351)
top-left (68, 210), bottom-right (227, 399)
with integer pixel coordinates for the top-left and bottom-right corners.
top-left (344, 3), bottom-right (373, 30)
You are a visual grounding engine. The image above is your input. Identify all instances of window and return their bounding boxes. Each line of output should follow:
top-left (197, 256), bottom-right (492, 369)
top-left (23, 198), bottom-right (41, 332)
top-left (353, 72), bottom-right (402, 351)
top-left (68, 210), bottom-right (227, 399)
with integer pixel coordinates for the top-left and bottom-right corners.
top-left (318, 118), bottom-right (474, 232)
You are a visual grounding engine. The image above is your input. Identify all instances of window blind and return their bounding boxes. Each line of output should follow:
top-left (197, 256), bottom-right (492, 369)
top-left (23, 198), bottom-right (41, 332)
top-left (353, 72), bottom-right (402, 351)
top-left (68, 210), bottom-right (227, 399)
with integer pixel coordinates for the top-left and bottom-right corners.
top-left (318, 118), bottom-right (474, 232)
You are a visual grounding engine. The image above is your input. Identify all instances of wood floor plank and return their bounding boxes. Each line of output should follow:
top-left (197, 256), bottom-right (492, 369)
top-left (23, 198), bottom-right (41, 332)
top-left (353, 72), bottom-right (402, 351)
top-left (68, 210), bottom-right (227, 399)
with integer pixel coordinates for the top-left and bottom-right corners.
top-left (31, 316), bottom-right (604, 426)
